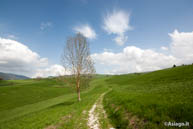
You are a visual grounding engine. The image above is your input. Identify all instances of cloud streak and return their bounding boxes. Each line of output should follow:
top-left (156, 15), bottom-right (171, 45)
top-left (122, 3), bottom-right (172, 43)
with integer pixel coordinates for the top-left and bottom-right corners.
top-left (103, 9), bottom-right (132, 45)
top-left (40, 22), bottom-right (52, 31)
top-left (34, 64), bottom-right (70, 78)
top-left (74, 24), bottom-right (96, 39)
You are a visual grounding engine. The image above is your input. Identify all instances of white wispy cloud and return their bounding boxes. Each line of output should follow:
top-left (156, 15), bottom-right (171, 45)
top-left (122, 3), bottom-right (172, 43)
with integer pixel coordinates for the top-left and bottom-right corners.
top-left (92, 46), bottom-right (178, 74)
top-left (169, 29), bottom-right (193, 63)
top-left (1, 29), bottom-right (193, 77)
top-left (7, 34), bottom-right (17, 39)
top-left (74, 24), bottom-right (96, 39)
top-left (92, 29), bottom-right (193, 74)
top-left (40, 22), bottom-right (52, 31)
top-left (161, 46), bottom-right (168, 51)
top-left (33, 64), bottom-right (70, 78)
top-left (103, 48), bottom-right (113, 52)
top-left (103, 9), bottom-right (132, 45)
top-left (0, 37), bottom-right (48, 76)
top-left (0, 37), bottom-right (67, 78)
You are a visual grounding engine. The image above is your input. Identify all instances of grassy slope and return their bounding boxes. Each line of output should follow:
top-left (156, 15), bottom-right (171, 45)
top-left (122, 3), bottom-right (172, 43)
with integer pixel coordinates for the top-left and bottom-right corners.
top-left (104, 65), bottom-right (193, 129)
top-left (0, 79), bottom-right (74, 111)
top-left (0, 76), bottom-right (109, 129)
top-left (0, 65), bottom-right (192, 129)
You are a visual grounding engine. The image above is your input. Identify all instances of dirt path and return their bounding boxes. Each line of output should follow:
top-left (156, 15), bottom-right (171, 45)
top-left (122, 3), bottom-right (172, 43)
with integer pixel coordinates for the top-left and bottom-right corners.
top-left (87, 90), bottom-right (114, 129)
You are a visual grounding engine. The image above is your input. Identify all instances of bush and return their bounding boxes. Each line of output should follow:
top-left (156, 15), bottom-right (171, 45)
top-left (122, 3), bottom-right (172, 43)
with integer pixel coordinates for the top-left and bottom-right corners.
top-left (35, 77), bottom-right (42, 81)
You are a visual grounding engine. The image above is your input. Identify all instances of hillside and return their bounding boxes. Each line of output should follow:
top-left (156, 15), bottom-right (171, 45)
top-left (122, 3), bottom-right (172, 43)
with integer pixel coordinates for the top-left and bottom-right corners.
top-left (0, 72), bottom-right (30, 80)
top-left (104, 65), bottom-right (193, 128)
top-left (0, 76), bottom-right (111, 129)
top-left (0, 65), bottom-right (192, 129)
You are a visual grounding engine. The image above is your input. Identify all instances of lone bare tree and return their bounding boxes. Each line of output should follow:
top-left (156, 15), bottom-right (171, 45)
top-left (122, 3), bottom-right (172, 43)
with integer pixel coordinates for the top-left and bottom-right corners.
top-left (61, 33), bottom-right (95, 101)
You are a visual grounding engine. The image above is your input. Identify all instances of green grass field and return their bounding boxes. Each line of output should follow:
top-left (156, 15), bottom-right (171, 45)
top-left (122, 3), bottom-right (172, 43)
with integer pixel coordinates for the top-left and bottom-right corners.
top-left (0, 65), bottom-right (192, 129)
top-left (104, 65), bottom-right (193, 129)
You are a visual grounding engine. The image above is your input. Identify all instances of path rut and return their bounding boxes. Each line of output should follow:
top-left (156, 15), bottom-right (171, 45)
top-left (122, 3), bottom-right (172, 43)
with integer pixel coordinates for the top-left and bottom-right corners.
top-left (87, 90), bottom-right (114, 129)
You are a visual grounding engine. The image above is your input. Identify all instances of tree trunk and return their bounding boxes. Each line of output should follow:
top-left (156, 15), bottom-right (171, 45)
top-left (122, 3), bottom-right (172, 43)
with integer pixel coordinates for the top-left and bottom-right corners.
top-left (77, 78), bottom-right (81, 101)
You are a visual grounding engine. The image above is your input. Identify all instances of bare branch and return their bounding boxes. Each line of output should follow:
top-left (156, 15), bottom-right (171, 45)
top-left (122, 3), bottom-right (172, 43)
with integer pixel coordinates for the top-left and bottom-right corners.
top-left (61, 33), bottom-right (95, 101)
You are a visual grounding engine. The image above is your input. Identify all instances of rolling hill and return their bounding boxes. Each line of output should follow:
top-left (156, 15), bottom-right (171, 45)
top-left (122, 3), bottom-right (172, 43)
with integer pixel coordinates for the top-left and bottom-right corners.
top-left (0, 65), bottom-right (192, 129)
top-left (0, 72), bottom-right (30, 80)
top-left (104, 64), bottom-right (193, 128)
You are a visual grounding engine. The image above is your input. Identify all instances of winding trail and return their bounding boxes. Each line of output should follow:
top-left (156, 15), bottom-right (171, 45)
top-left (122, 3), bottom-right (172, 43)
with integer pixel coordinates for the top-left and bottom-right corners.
top-left (87, 90), bottom-right (115, 129)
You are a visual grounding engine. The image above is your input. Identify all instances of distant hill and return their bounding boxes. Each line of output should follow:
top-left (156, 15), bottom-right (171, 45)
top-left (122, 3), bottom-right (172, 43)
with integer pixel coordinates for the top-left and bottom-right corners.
top-left (0, 72), bottom-right (30, 80)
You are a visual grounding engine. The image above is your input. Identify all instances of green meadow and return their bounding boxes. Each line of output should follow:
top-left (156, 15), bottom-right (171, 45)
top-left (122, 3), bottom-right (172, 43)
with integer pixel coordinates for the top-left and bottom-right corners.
top-left (0, 65), bottom-right (193, 129)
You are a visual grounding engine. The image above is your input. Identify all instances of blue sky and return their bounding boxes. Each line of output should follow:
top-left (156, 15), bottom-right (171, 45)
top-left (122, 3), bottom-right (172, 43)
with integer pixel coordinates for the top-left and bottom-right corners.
top-left (0, 0), bottom-right (193, 77)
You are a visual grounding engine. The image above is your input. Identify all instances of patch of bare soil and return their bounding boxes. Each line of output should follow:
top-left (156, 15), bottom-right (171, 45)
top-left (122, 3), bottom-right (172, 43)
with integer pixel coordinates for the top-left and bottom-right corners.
top-left (87, 91), bottom-right (115, 129)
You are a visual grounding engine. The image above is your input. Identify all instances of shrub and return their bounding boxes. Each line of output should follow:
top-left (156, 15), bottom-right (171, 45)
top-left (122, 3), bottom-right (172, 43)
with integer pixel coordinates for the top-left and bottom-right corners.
top-left (35, 76), bottom-right (42, 80)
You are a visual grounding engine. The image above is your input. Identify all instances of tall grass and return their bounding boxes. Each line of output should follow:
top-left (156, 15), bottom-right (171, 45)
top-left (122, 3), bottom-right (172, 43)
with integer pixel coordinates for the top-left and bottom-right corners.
top-left (0, 76), bottom-right (109, 129)
top-left (104, 65), bottom-right (193, 129)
